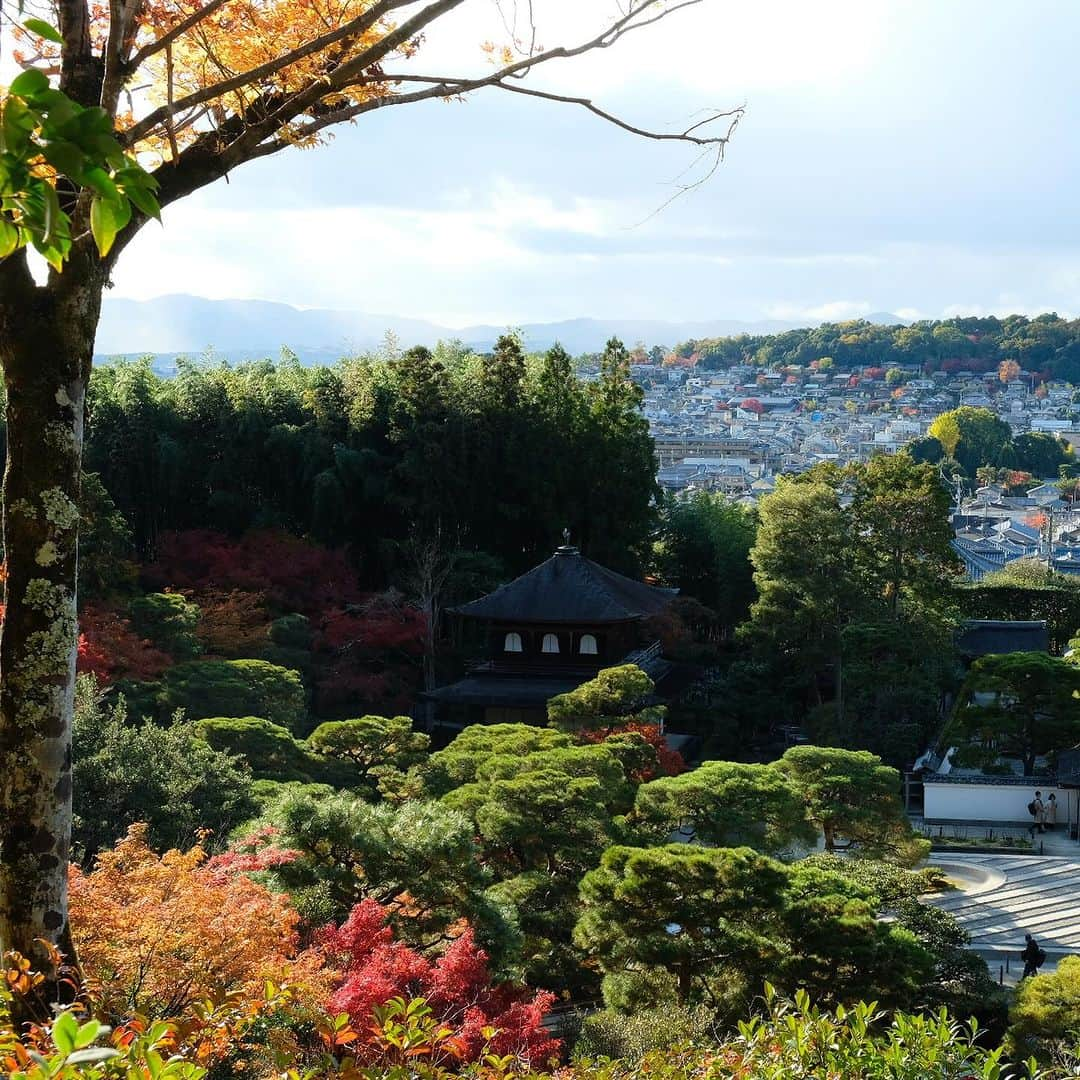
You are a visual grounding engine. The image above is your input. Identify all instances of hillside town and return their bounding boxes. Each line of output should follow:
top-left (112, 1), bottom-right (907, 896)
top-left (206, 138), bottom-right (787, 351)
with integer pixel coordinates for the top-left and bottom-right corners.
top-left (613, 356), bottom-right (1080, 578)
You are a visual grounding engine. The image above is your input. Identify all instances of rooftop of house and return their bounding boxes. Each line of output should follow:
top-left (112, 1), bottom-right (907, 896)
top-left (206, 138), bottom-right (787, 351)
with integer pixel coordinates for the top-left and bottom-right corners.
top-left (450, 545), bottom-right (678, 624)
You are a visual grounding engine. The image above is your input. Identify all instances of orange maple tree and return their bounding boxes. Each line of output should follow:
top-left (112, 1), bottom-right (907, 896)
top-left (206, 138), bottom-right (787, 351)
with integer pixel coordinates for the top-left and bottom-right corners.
top-left (69, 824), bottom-right (329, 1020)
top-left (194, 589), bottom-right (271, 657)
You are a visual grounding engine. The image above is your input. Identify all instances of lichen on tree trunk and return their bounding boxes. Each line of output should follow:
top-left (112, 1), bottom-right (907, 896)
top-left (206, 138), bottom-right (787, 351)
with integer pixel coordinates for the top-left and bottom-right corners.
top-left (0, 252), bottom-right (103, 999)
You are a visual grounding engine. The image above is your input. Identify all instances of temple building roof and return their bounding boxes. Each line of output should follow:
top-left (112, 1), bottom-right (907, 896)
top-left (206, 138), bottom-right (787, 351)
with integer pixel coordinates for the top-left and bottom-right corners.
top-left (450, 545), bottom-right (677, 624)
top-left (957, 619), bottom-right (1049, 657)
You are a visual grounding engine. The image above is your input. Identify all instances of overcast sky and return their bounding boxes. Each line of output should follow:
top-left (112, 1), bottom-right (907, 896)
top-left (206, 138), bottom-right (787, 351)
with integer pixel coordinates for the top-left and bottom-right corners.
top-left (109, 0), bottom-right (1080, 326)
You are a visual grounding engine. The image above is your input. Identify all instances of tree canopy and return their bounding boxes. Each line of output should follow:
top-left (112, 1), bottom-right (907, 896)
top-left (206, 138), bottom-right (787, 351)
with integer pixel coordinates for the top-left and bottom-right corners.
top-left (776, 745), bottom-right (928, 863)
top-left (574, 844), bottom-right (930, 1015)
top-left (950, 652), bottom-right (1080, 775)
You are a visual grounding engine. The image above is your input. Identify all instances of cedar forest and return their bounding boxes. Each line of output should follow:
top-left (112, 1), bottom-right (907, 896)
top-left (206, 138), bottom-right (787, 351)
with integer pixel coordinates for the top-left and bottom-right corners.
top-left (4, 0), bottom-right (1080, 1077)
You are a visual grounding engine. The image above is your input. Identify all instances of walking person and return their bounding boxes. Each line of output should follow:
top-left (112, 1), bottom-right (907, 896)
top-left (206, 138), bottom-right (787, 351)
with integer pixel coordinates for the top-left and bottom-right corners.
top-left (1021, 933), bottom-right (1045, 979)
top-left (1034, 791), bottom-right (1045, 833)
top-left (1028, 791), bottom-right (1043, 834)
top-left (1047, 793), bottom-right (1058, 831)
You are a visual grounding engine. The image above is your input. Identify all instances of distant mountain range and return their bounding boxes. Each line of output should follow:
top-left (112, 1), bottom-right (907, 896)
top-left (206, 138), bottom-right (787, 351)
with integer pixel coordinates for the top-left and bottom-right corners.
top-left (95, 294), bottom-right (905, 367)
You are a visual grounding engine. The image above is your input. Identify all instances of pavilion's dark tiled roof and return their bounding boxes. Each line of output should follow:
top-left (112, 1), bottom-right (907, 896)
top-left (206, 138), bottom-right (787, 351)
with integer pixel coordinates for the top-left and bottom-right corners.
top-left (957, 619), bottom-right (1049, 657)
top-left (450, 546), bottom-right (677, 623)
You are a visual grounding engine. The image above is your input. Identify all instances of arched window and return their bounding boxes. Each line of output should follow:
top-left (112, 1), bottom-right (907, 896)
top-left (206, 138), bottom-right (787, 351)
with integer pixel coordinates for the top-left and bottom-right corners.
top-left (579, 634), bottom-right (598, 655)
top-left (541, 633), bottom-right (561, 654)
top-left (504, 632), bottom-right (523, 653)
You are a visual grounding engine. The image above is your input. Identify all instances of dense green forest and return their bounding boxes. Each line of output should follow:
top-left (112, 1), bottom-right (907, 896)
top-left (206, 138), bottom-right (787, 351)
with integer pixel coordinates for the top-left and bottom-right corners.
top-left (80, 335), bottom-right (656, 578)
top-left (679, 312), bottom-right (1080, 381)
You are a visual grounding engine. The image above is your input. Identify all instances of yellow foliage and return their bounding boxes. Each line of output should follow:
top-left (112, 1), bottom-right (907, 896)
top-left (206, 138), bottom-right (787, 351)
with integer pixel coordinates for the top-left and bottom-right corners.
top-left (69, 824), bottom-right (330, 1021)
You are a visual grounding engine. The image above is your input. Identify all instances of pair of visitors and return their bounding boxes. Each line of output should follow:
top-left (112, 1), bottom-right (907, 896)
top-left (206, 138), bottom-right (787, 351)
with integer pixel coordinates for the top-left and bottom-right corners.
top-left (1028, 791), bottom-right (1059, 833)
top-left (1021, 933), bottom-right (1046, 979)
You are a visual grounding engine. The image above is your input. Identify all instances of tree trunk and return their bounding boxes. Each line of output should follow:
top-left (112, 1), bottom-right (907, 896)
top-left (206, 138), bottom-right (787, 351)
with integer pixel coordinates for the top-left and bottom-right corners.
top-left (0, 258), bottom-right (103, 1003)
top-left (677, 959), bottom-right (692, 1005)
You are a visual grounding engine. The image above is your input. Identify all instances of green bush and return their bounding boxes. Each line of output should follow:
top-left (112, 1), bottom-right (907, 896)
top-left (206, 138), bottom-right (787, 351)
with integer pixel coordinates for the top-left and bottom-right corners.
top-left (159, 658), bottom-right (307, 732)
top-left (194, 716), bottom-right (354, 786)
top-left (128, 592), bottom-right (202, 659)
top-left (572, 1006), bottom-right (715, 1063)
top-left (72, 676), bottom-right (255, 858)
top-left (268, 613), bottom-right (313, 650)
top-left (1010, 954), bottom-right (1080, 1062)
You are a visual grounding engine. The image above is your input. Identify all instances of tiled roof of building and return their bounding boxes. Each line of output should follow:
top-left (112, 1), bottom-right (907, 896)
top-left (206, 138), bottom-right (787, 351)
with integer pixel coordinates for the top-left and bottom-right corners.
top-left (451, 546), bottom-right (677, 623)
top-left (957, 619), bottom-right (1049, 656)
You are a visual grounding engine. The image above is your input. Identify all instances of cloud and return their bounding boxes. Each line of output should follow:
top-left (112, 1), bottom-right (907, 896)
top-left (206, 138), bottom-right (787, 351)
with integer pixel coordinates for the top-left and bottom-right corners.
top-left (405, 0), bottom-right (889, 97)
top-left (764, 300), bottom-right (873, 322)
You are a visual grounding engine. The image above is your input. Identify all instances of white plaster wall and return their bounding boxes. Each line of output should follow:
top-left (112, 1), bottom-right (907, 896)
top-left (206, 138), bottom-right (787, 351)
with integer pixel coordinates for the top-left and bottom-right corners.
top-left (924, 782), bottom-right (1074, 824)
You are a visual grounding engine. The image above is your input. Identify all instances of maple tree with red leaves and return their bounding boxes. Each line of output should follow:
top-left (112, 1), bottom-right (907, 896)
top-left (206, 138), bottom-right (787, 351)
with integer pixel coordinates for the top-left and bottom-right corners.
top-left (578, 722), bottom-right (685, 779)
top-left (76, 605), bottom-right (172, 684)
top-left (203, 827), bottom-right (302, 886)
top-left (145, 530), bottom-right (360, 615)
top-left (314, 594), bottom-right (426, 656)
top-left (317, 899), bottom-right (559, 1068)
top-left (312, 592), bottom-right (426, 715)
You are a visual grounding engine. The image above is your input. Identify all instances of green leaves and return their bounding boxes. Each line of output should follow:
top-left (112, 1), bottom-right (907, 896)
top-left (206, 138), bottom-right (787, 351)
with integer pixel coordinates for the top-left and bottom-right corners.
top-left (23, 18), bottom-right (65, 43)
top-left (0, 216), bottom-right (18, 257)
top-left (9, 68), bottom-right (50, 99)
top-left (90, 193), bottom-right (131, 257)
top-left (1, 59), bottom-right (160, 269)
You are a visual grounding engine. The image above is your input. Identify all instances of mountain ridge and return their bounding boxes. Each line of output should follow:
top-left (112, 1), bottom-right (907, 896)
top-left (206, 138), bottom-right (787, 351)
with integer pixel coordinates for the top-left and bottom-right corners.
top-left (95, 293), bottom-right (906, 364)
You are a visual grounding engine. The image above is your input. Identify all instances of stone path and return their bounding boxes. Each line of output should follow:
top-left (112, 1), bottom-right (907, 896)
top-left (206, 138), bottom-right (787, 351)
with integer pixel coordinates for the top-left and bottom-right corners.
top-left (926, 854), bottom-right (1080, 979)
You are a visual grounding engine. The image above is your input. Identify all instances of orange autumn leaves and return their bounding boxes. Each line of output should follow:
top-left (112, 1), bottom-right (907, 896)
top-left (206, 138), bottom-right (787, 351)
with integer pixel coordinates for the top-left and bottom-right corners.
top-left (69, 824), bottom-right (329, 1020)
top-left (134, 0), bottom-right (400, 146)
top-left (16, 0), bottom-right (403, 159)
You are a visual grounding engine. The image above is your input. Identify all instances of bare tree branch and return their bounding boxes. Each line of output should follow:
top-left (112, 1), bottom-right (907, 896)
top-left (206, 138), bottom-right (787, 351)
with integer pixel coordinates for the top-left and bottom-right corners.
top-left (377, 74), bottom-right (743, 148)
top-left (119, 0), bottom-right (740, 253)
top-left (127, 0), bottom-right (699, 147)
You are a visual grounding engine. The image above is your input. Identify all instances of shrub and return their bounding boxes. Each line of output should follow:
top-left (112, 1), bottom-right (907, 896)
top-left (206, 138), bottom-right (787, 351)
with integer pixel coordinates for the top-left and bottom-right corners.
top-left (307, 715), bottom-right (430, 789)
top-left (270, 612), bottom-right (314, 650)
top-left (1010, 954), bottom-right (1080, 1062)
top-left (194, 716), bottom-right (355, 786)
top-left (572, 1006), bottom-right (715, 1063)
top-left (194, 589), bottom-right (271, 656)
top-left (128, 592), bottom-right (202, 659)
top-left (73, 676), bottom-right (256, 858)
top-left (77, 605), bottom-right (172, 684)
top-left (317, 899), bottom-right (560, 1067)
top-left (160, 658), bottom-right (307, 732)
top-left (69, 825), bottom-right (329, 1021)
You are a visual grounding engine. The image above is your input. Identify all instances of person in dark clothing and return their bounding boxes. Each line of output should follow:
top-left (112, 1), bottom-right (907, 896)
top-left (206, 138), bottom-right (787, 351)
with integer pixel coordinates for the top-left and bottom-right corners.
top-left (1021, 933), bottom-right (1043, 978)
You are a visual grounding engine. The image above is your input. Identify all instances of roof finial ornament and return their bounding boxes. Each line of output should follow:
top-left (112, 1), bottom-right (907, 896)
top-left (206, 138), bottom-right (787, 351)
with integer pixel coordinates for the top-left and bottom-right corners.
top-left (562, 527), bottom-right (571, 546)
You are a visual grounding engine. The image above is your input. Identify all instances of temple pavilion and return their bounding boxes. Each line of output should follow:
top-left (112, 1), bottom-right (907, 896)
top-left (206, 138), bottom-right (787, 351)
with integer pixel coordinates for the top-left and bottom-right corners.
top-left (425, 542), bottom-right (678, 726)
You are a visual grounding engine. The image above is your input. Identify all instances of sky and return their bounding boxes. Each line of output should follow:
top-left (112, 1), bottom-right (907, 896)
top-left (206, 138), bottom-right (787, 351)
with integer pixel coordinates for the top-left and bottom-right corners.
top-left (106, 0), bottom-right (1080, 326)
